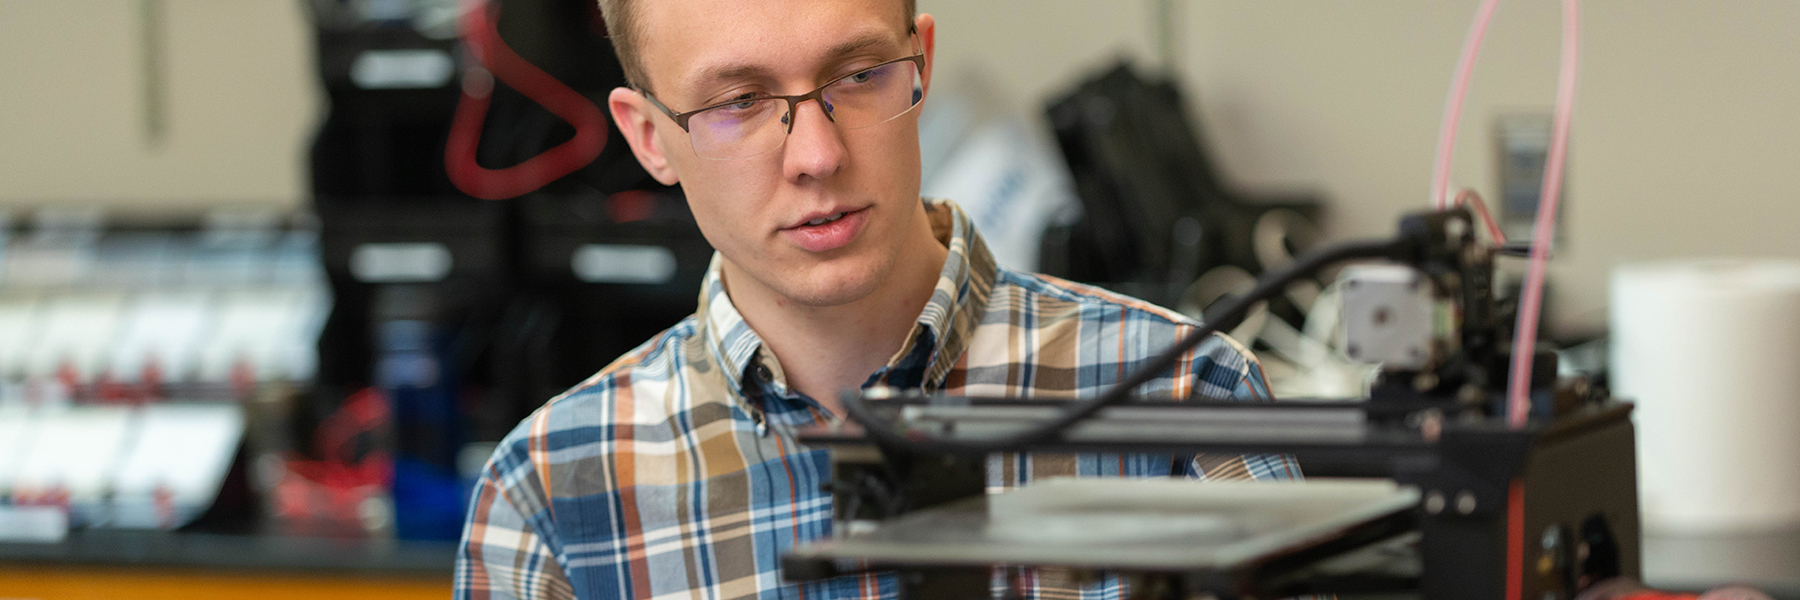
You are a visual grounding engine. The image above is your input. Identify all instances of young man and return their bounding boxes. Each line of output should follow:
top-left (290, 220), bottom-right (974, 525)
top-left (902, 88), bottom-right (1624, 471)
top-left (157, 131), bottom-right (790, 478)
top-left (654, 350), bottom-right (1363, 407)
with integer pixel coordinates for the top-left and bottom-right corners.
top-left (456, 1), bottom-right (1297, 598)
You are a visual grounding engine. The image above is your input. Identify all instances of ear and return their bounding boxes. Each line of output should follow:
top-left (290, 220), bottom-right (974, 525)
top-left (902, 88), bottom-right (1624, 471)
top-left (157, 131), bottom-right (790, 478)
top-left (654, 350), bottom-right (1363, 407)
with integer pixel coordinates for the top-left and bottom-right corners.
top-left (608, 87), bottom-right (681, 185)
top-left (914, 13), bottom-right (937, 99)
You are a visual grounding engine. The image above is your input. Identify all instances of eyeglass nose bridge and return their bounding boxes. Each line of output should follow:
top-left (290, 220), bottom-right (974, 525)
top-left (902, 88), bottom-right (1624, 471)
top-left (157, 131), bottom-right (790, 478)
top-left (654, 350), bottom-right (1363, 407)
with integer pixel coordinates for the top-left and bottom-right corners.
top-left (777, 87), bottom-right (838, 132)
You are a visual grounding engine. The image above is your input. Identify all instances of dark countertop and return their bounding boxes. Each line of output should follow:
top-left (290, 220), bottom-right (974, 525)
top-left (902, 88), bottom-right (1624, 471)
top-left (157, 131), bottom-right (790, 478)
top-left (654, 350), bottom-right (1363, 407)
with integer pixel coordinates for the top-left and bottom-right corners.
top-left (4, 527), bottom-right (1798, 596)
top-left (0, 529), bottom-right (457, 579)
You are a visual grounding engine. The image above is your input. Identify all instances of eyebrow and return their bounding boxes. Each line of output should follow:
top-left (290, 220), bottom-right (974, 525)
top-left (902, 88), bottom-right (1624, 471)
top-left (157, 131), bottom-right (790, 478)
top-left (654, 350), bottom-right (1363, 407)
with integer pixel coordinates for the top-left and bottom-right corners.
top-left (681, 29), bottom-right (902, 100)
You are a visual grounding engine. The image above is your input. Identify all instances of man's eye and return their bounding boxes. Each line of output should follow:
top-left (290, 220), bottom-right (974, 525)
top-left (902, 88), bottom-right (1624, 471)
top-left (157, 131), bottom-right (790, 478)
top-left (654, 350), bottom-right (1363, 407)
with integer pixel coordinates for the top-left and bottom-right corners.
top-left (718, 93), bottom-right (764, 110)
top-left (712, 97), bottom-right (770, 117)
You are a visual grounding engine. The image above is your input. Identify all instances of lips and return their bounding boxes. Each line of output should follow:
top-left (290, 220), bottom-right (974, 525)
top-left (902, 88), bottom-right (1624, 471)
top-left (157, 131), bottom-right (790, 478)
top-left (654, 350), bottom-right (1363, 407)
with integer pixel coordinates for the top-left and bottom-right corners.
top-left (780, 206), bottom-right (869, 253)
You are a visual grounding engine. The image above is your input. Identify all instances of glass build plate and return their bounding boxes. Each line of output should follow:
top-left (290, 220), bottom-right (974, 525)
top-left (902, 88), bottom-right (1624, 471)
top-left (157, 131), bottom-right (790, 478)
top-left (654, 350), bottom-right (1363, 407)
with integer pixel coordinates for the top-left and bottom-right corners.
top-left (791, 478), bottom-right (1419, 572)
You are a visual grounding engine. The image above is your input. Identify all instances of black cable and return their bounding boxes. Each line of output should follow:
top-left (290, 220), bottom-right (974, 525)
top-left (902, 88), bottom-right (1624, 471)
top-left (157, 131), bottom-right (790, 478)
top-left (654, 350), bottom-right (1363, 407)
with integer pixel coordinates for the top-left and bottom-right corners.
top-left (839, 236), bottom-right (1412, 455)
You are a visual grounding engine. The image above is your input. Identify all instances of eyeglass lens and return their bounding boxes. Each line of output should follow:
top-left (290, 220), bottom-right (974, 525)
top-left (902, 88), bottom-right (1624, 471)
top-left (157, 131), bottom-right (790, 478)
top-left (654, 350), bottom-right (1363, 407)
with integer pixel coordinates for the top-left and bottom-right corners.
top-left (686, 60), bottom-right (922, 160)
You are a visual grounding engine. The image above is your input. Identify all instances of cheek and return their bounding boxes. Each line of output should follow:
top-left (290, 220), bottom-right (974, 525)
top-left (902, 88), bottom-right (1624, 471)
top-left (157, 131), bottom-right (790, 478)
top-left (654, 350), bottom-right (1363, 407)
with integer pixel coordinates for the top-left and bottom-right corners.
top-left (686, 202), bottom-right (739, 257)
top-left (682, 162), bottom-right (778, 216)
top-left (849, 120), bottom-right (922, 188)
top-left (676, 162), bottom-right (780, 250)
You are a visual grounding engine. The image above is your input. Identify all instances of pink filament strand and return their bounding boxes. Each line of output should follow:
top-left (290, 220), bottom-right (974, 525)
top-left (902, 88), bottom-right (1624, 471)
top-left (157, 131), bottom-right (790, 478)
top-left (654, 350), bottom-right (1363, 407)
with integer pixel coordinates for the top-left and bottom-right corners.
top-left (1505, 0), bottom-right (1580, 429)
top-left (1431, 0), bottom-right (1505, 209)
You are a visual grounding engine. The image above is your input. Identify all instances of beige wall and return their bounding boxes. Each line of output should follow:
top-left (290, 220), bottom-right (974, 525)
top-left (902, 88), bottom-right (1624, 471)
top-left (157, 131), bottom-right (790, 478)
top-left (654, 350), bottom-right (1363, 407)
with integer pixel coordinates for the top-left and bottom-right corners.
top-left (0, 0), bottom-right (317, 213)
top-left (4, 1), bottom-right (1798, 333)
top-left (922, 0), bottom-right (1800, 334)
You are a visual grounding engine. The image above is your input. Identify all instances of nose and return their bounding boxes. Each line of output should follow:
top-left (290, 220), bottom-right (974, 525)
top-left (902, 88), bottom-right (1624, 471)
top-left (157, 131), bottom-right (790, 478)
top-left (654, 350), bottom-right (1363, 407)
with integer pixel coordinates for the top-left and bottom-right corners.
top-left (779, 98), bottom-right (845, 183)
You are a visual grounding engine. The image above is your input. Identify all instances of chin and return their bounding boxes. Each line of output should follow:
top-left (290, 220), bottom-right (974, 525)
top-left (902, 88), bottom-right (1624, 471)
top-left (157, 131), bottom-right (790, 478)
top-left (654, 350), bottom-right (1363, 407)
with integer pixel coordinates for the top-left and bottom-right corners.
top-left (777, 251), bottom-right (893, 307)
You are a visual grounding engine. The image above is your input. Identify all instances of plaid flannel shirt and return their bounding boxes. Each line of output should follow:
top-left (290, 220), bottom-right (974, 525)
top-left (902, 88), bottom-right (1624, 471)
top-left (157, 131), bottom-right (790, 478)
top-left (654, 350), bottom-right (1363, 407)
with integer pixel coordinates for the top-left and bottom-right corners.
top-left (457, 198), bottom-right (1301, 600)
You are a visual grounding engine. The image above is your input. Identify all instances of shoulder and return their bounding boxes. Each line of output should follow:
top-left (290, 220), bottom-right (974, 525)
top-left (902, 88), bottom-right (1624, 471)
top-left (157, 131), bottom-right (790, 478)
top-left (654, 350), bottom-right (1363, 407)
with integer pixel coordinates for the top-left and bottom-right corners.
top-left (992, 269), bottom-right (1194, 324)
top-left (554, 314), bottom-right (702, 403)
top-left (526, 315), bottom-right (700, 425)
top-left (485, 315), bottom-right (704, 485)
top-left (988, 269), bottom-right (1225, 352)
top-left (976, 268), bottom-right (1263, 400)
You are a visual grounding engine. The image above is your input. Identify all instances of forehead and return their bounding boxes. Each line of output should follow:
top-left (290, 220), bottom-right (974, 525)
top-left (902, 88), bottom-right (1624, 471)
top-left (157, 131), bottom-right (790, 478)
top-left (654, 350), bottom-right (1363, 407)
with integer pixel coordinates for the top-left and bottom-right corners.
top-left (633, 0), bottom-right (909, 97)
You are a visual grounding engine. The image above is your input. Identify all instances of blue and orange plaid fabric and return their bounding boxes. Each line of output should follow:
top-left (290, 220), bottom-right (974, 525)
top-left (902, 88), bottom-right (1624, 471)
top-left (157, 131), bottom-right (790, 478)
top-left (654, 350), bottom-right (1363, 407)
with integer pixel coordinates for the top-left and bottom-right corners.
top-left (456, 199), bottom-right (1301, 600)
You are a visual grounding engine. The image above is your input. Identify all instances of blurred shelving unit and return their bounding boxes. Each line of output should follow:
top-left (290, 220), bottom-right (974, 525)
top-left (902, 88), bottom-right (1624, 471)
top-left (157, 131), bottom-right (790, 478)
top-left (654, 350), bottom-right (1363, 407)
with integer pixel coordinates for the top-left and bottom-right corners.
top-left (0, 208), bottom-right (464, 595)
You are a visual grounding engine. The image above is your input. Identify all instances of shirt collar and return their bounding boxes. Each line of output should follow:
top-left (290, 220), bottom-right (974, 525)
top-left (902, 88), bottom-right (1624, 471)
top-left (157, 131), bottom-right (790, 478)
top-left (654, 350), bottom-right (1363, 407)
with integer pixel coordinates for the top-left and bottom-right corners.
top-left (893, 197), bottom-right (995, 390)
top-left (695, 198), bottom-right (997, 400)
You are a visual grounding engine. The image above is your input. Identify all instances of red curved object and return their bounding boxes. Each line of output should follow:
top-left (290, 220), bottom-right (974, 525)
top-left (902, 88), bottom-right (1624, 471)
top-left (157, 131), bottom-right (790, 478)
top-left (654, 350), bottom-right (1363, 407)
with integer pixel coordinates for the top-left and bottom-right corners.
top-left (1454, 188), bottom-right (1507, 245)
top-left (446, 0), bottom-right (607, 200)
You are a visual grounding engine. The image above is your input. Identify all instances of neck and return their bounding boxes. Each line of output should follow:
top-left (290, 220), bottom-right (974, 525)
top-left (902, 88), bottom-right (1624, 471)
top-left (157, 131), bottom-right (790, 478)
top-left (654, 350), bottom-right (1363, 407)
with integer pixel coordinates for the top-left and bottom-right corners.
top-left (724, 211), bottom-right (948, 414)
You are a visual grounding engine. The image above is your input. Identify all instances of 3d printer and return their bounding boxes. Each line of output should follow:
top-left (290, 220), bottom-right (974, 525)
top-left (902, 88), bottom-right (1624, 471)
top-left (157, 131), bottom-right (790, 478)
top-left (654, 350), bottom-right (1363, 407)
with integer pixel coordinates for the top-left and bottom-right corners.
top-left (781, 207), bottom-right (1638, 600)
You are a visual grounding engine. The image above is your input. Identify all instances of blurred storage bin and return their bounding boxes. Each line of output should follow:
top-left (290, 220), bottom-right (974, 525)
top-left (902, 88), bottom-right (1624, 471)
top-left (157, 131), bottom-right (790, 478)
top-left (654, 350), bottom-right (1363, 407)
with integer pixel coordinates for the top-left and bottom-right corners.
top-left (0, 292), bottom-right (42, 382)
top-left (111, 404), bottom-right (247, 529)
top-left (197, 287), bottom-right (329, 386)
top-left (0, 403), bottom-right (244, 533)
top-left (22, 292), bottom-right (129, 384)
top-left (0, 404), bottom-right (33, 493)
top-left (0, 211), bottom-right (328, 398)
top-left (10, 407), bottom-right (134, 511)
top-left (107, 290), bottom-right (215, 385)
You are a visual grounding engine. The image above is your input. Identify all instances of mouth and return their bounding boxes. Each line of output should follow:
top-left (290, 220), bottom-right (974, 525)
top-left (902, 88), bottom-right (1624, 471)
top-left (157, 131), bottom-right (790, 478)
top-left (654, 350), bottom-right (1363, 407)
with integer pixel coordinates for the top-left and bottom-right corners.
top-left (804, 212), bottom-right (848, 226)
top-left (783, 206), bottom-right (867, 230)
top-left (780, 206), bottom-right (871, 253)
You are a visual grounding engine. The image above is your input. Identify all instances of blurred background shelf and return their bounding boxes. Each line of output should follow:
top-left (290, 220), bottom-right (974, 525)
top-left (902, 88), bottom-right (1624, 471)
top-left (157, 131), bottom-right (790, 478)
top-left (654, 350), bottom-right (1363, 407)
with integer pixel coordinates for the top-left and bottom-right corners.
top-left (0, 566), bottom-right (447, 600)
top-left (0, 529), bottom-right (455, 599)
top-left (0, 529), bottom-right (456, 577)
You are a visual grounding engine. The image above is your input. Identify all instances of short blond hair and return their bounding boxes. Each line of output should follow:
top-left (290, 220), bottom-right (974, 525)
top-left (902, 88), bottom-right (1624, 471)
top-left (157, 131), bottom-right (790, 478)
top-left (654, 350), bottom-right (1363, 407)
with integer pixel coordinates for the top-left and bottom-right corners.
top-left (596, 0), bottom-right (918, 92)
